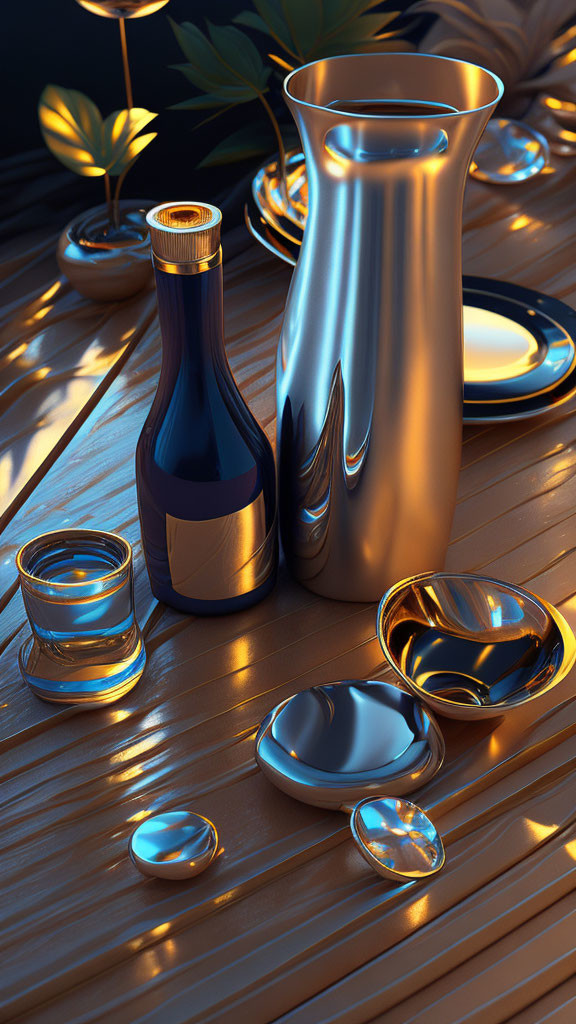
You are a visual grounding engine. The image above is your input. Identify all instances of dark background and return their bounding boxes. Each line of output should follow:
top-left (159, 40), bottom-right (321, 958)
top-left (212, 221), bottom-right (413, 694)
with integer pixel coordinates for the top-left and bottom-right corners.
top-left (6, 2), bottom-right (250, 209)
top-left (5, 0), bottom-right (417, 226)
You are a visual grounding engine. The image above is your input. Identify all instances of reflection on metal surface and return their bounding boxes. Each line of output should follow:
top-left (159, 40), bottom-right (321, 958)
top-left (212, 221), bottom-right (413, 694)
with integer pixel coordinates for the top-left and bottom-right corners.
top-left (378, 572), bottom-right (576, 720)
top-left (256, 680), bottom-right (444, 810)
top-left (277, 54), bottom-right (502, 601)
top-left (250, 150), bottom-right (576, 407)
top-left (246, 195), bottom-right (576, 424)
top-left (17, 529), bottom-right (146, 705)
top-left (256, 680), bottom-right (445, 882)
top-left (250, 126), bottom-right (547, 254)
top-left (57, 202), bottom-right (152, 301)
top-left (351, 797), bottom-right (445, 881)
top-left (469, 119), bottom-right (549, 184)
top-left (129, 811), bottom-right (218, 880)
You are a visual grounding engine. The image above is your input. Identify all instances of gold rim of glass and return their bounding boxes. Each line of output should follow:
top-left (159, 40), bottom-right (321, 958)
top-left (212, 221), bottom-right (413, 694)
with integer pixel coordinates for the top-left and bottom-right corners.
top-left (16, 528), bottom-right (132, 589)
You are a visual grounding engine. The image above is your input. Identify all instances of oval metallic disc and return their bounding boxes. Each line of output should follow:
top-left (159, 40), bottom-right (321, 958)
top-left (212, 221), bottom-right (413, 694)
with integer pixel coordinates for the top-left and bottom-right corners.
top-left (255, 680), bottom-right (444, 810)
top-left (129, 811), bottom-right (218, 880)
top-left (469, 118), bottom-right (549, 185)
top-left (350, 797), bottom-right (445, 881)
top-left (378, 572), bottom-right (576, 720)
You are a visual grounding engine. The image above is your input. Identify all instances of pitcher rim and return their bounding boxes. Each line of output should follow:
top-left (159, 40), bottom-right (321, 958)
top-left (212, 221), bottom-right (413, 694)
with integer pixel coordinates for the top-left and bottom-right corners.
top-left (283, 52), bottom-right (504, 120)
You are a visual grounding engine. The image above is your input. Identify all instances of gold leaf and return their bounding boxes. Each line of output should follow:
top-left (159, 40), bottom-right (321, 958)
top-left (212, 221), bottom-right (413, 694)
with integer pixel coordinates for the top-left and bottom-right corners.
top-left (103, 108), bottom-right (158, 175)
top-left (39, 85), bottom-right (106, 178)
top-left (38, 85), bottom-right (158, 178)
top-left (117, 132), bottom-right (158, 170)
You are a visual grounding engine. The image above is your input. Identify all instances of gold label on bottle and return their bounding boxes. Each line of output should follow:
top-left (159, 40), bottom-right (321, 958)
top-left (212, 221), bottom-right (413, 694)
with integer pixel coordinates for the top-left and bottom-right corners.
top-left (166, 492), bottom-right (274, 601)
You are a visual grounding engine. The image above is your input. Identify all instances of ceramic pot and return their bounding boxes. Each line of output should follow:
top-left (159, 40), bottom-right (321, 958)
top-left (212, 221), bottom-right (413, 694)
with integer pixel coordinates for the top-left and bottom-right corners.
top-left (57, 201), bottom-right (153, 301)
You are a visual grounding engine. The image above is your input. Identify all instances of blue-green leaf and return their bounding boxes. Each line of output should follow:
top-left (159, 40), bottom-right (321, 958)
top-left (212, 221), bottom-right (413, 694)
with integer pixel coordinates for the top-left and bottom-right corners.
top-left (169, 19), bottom-right (228, 86)
top-left (281, 0), bottom-right (322, 57)
top-left (206, 22), bottom-right (270, 89)
top-left (170, 64), bottom-right (258, 102)
top-left (236, 0), bottom-right (402, 63)
top-left (198, 125), bottom-right (274, 167)
top-left (233, 11), bottom-right (271, 35)
top-left (323, 12), bottom-right (401, 50)
top-left (251, 0), bottom-right (296, 53)
top-left (170, 92), bottom-right (246, 111)
top-left (171, 18), bottom-right (271, 112)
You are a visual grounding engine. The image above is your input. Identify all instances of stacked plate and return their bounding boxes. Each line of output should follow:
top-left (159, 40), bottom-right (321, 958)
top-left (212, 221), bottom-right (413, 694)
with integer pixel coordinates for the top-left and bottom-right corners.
top-left (246, 152), bottom-right (576, 425)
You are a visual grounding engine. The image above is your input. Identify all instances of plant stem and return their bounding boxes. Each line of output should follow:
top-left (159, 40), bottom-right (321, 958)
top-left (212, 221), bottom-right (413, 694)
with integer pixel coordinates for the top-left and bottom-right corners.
top-left (104, 173), bottom-right (114, 228)
top-left (258, 91), bottom-right (287, 199)
top-left (113, 161), bottom-right (133, 228)
top-left (196, 42), bottom-right (288, 198)
top-left (119, 19), bottom-right (134, 109)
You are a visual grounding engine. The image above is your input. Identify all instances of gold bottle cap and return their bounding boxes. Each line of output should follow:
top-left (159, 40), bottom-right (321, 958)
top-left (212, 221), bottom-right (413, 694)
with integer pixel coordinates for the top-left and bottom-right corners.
top-left (146, 202), bottom-right (222, 270)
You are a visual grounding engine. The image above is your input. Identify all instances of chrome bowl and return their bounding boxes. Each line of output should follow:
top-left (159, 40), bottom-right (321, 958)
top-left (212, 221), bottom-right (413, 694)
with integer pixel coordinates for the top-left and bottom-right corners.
top-left (377, 572), bottom-right (576, 720)
top-left (255, 680), bottom-right (444, 810)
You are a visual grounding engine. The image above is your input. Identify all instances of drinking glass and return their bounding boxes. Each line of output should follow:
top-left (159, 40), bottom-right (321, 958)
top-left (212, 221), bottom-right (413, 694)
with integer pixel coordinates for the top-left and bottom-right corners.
top-left (17, 529), bottom-right (146, 705)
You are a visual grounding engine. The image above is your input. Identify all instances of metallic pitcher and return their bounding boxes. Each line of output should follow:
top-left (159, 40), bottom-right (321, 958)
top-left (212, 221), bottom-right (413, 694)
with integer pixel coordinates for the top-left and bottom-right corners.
top-left (278, 54), bottom-right (503, 601)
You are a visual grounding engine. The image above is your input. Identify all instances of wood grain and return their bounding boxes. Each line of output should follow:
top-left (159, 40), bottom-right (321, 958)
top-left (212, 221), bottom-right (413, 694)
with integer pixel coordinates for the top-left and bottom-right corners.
top-left (2, 156), bottom-right (576, 1023)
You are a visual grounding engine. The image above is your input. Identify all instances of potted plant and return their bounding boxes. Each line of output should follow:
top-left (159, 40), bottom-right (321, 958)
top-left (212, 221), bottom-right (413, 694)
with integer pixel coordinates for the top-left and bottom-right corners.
top-left (39, 85), bottom-right (157, 300)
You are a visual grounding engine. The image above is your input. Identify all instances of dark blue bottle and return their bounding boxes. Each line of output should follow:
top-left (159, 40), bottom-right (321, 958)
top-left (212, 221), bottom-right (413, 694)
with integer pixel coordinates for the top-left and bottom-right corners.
top-left (136, 202), bottom-right (277, 614)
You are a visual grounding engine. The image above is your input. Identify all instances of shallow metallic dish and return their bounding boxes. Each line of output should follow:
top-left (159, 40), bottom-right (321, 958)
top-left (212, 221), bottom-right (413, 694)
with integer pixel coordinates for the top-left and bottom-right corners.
top-left (256, 680), bottom-right (445, 881)
top-left (350, 797), bottom-right (445, 881)
top-left (377, 572), bottom-right (576, 720)
top-left (469, 119), bottom-right (549, 185)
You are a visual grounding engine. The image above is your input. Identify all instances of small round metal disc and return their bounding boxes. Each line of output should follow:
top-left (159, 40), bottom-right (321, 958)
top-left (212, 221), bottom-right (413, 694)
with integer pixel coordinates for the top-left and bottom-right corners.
top-left (255, 680), bottom-right (444, 810)
top-left (350, 797), bottom-right (445, 881)
top-left (469, 119), bottom-right (549, 184)
top-left (129, 811), bottom-right (218, 880)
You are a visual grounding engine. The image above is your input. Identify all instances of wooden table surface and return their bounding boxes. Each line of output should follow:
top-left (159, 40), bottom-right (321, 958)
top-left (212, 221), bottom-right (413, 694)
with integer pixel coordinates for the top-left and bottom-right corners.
top-left (2, 154), bottom-right (576, 1024)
